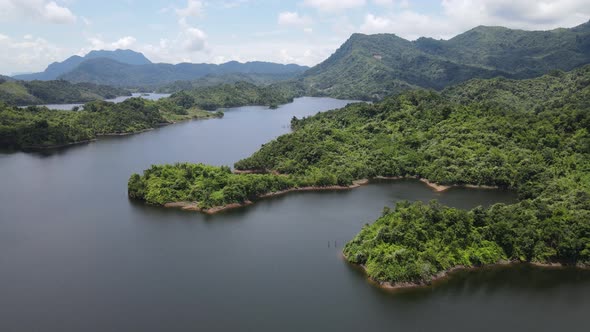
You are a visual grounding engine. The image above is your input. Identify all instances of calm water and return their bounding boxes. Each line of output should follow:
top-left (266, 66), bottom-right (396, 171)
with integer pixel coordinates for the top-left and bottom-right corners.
top-left (0, 97), bottom-right (588, 332)
top-left (37, 92), bottom-right (171, 110)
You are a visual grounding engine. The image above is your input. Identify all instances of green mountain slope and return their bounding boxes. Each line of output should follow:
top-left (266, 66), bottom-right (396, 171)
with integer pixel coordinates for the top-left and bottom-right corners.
top-left (167, 81), bottom-right (306, 110)
top-left (156, 72), bottom-right (305, 93)
top-left (302, 21), bottom-right (590, 100)
top-left (0, 80), bottom-right (130, 105)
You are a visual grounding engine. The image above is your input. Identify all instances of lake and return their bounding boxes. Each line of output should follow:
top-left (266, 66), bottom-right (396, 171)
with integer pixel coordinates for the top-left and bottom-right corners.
top-left (36, 92), bottom-right (171, 110)
top-left (1, 97), bottom-right (588, 332)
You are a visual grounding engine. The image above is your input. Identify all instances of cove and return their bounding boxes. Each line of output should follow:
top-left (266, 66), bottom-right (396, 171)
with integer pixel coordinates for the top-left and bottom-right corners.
top-left (1, 97), bottom-right (588, 332)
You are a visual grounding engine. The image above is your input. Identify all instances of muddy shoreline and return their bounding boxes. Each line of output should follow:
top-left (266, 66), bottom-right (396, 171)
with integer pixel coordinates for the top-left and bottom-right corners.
top-left (345, 256), bottom-right (589, 291)
top-left (374, 175), bottom-right (500, 192)
top-left (157, 174), bottom-right (504, 215)
top-left (163, 179), bottom-right (370, 214)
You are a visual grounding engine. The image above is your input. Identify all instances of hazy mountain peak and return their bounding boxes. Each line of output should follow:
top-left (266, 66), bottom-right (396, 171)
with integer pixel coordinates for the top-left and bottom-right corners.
top-left (13, 49), bottom-right (152, 81)
top-left (85, 49), bottom-right (152, 65)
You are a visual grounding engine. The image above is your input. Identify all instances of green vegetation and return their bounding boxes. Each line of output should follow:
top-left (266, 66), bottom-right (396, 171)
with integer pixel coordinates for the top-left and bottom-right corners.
top-left (0, 79), bottom-right (130, 105)
top-left (128, 163), bottom-right (297, 209)
top-left (0, 97), bottom-right (222, 149)
top-left (300, 21), bottom-right (590, 100)
top-left (130, 65), bottom-right (590, 284)
top-left (53, 57), bottom-right (308, 87)
top-left (168, 81), bottom-right (306, 110)
top-left (127, 161), bottom-right (359, 210)
top-left (156, 72), bottom-right (306, 94)
top-left (0, 78), bottom-right (306, 150)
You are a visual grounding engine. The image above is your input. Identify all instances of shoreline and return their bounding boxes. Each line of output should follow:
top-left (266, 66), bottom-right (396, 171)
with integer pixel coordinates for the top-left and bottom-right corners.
top-left (162, 179), bottom-right (370, 214)
top-left (23, 138), bottom-right (98, 150)
top-left (345, 256), bottom-right (589, 291)
top-left (156, 175), bottom-right (503, 215)
top-left (374, 175), bottom-right (500, 192)
top-left (18, 115), bottom-right (219, 151)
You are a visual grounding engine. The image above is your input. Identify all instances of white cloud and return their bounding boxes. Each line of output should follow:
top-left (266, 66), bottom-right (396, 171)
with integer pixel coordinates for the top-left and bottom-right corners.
top-left (360, 11), bottom-right (454, 39)
top-left (176, 0), bottom-right (203, 18)
top-left (303, 0), bottom-right (366, 12)
top-left (372, 0), bottom-right (394, 7)
top-left (442, 0), bottom-right (590, 31)
top-left (371, 0), bottom-right (410, 9)
top-left (360, 0), bottom-right (590, 40)
top-left (0, 34), bottom-right (67, 74)
top-left (43, 1), bottom-right (76, 23)
top-left (182, 27), bottom-right (207, 51)
top-left (222, 0), bottom-right (249, 9)
top-left (0, 0), bottom-right (76, 24)
top-left (170, 0), bottom-right (208, 53)
top-left (112, 36), bottom-right (137, 49)
top-left (278, 11), bottom-right (313, 27)
top-left (80, 16), bottom-right (92, 26)
top-left (79, 35), bottom-right (138, 55)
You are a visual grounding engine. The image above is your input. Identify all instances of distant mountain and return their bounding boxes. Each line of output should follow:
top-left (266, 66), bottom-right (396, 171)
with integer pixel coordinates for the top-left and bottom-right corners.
top-left (0, 75), bottom-right (15, 83)
top-left (156, 72), bottom-right (305, 93)
top-left (301, 21), bottom-right (590, 100)
top-left (58, 59), bottom-right (309, 87)
top-left (0, 79), bottom-right (130, 105)
top-left (13, 49), bottom-right (152, 81)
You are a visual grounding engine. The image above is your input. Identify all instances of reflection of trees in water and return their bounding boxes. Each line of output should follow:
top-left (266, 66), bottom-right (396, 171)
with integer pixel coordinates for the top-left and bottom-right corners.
top-left (364, 264), bottom-right (590, 302)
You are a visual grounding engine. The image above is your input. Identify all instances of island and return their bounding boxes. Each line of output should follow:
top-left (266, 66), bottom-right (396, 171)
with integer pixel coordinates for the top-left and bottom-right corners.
top-left (0, 81), bottom-right (313, 150)
top-left (0, 96), bottom-right (223, 149)
top-left (0, 78), bottom-right (131, 105)
top-left (128, 65), bottom-right (590, 287)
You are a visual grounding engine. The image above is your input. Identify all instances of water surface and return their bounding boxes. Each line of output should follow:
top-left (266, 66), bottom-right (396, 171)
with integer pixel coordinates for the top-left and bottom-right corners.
top-left (1, 97), bottom-right (588, 332)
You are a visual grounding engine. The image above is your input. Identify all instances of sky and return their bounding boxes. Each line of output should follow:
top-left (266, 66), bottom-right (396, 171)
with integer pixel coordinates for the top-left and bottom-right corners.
top-left (0, 0), bottom-right (589, 75)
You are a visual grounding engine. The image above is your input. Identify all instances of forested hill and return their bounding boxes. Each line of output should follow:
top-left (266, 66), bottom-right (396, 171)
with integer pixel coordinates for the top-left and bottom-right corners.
top-left (167, 81), bottom-right (306, 110)
top-left (156, 72), bottom-right (306, 94)
top-left (57, 59), bottom-right (309, 87)
top-left (128, 65), bottom-right (590, 284)
top-left (0, 79), bottom-right (130, 105)
top-left (301, 21), bottom-right (590, 100)
top-left (0, 75), bottom-right (15, 82)
top-left (443, 65), bottom-right (590, 112)
top-left (234, 65), bottom-right (590, 283)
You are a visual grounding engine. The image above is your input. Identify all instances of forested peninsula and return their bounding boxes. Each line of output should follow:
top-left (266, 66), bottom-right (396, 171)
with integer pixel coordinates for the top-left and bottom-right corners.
top-left (128, 65), bottom-right (590, 286)
top-left (168, 81), bottom-right (306, 110)
top-left (0, 78), bottom-right (130, 106)
top-left (0, 97), bottom-right (222, 149)
top-left (0, 81), bottom-right (305, 150)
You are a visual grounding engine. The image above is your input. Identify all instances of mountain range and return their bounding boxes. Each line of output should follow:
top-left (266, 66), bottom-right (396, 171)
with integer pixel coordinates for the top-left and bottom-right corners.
top-left (300, 20), bottom-right (590, 99)
top-left (13, 50), bottom-right (152, 81)
top-left (12, 49), bottom-right (309, 87)
top-left (8, 21), bottom-right (590, 99)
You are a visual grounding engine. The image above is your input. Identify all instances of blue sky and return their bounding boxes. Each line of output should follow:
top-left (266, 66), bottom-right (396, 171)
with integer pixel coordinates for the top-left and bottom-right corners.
top-left (0, 0), bottom-right (589, 75)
